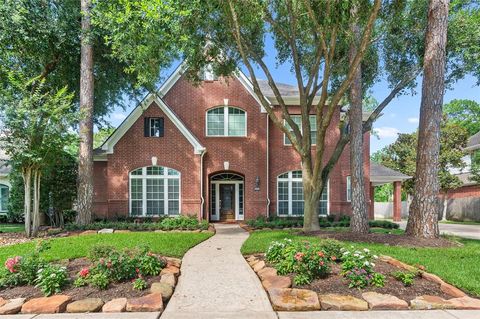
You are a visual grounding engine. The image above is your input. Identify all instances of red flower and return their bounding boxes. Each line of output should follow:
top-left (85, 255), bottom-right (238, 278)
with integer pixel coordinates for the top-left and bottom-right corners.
top-left (5, 256), bottom-right (21, 273)
top-left (79, 267), bottom-right (90, 278)
top-left (135, 268), bottom-right (140, 273)
top-left (317, 251), bottom-right (325, 258)
top-left (331, 256), bottom-right (337, 261)
top-left (319, 261), bottom-right (324, 266)
top-left (294, 252), bottom-right (305, 261)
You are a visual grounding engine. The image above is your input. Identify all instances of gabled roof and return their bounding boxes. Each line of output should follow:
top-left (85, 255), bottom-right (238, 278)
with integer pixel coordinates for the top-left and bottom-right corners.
top-left (98, 94), bottom-right (205, 158)
top-left (370, 162), bottom-right (411, 186)
top-left (465, 131), bottom-right (480, 151)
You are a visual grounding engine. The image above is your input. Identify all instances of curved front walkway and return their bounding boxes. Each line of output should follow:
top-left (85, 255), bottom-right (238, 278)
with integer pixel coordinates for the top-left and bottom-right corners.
top-left (161, 224), bottom-right (277, 319)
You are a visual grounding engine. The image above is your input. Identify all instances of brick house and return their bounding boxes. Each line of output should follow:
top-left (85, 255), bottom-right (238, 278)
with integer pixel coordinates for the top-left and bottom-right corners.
top-left (93, 64), bottom-right (378, 222)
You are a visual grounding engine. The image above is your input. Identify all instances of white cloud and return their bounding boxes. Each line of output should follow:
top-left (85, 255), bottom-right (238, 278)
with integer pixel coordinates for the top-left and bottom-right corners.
top-left (112, 113), bottom-right (127, 120)
top-left (408, 117), bottom-right (419, 124)
top-left (373, 126), bottom-right (400, 139)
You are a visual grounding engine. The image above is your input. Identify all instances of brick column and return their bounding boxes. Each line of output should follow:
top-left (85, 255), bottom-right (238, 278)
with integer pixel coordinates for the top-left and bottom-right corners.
top-left (369, 183), bottom-right (375, 220)
top-left (393, 181), bottom-right (402, 222)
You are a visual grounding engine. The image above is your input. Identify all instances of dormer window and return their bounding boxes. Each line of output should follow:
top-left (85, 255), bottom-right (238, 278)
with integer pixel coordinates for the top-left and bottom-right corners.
top-left (144, 117), bottom-right (164, 137)
top-left (206, 106), bottom-right (246, 137)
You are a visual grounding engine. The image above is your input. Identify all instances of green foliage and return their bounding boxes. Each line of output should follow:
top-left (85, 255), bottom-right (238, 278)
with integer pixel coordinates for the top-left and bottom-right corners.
top-left (89, 244), bottom-right (118, 262)
top-left (266, 239), bottom-right (334, 285)
top-left (372, 118), bottom-right (469, 193)
top-left (138, 252), bottom-right (165, 276)
top-left (341, 247), bottom-right (384, 289)
top-left (88, 272), bottom-right (110, 290)
top-left (94, 128), bottom-right (115, 149)
top-left (444, 99), bottom-right (480, 136)
top-left (391, 271), bottom-right (417, 287)
top-left (132, 277), bottom-right (147, 290)
top-left (35, 264), bottom-right (68, 296)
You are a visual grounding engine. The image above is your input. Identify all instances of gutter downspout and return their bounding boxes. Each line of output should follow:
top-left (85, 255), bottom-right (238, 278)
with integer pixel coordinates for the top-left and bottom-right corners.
top-left (200, 149), bottom-right (207, 221)
top-left (266, 114), bottom-right (271, 218)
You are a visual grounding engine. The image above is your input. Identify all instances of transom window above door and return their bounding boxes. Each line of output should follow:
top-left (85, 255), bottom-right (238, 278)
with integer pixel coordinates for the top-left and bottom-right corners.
top-left (206, 106), bottom-right (246, 137)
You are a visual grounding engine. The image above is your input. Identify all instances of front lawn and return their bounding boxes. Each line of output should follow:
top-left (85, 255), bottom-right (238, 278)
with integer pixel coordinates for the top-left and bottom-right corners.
top-left (242, 230), bottom-right (480, 296)
top-left (0, 231), bottom-right (213, 262)
top-left (0, 223), bottom-right (25, 233)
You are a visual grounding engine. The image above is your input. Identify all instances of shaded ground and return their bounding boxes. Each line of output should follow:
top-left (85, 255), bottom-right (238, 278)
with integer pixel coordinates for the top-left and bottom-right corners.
top-left (303, 230), bottom-right (458, 248)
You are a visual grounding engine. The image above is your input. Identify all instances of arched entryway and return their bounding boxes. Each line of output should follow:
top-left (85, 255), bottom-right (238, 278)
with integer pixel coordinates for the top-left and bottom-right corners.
top-left (210, 172), bottom-right (244, 222)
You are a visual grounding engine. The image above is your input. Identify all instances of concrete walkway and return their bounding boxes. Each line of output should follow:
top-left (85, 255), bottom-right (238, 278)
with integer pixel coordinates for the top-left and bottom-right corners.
top-left (398, 221), bottom-right (480, 240)
top-left (161, 223), bottom-right (276, 319)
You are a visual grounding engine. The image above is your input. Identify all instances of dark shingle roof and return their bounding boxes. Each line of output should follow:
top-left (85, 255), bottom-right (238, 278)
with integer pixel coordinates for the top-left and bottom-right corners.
top-left (256, 79), bottom-right (302, 97)
top-left (467, 131), bottom-right (480, 149)
top-left (370, 162), bottom-right (410, 179)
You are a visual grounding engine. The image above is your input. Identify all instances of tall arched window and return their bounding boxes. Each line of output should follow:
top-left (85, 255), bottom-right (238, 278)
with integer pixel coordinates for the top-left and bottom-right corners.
top-left (129, 166), bottom-right (180, 217)
top-left (206, 106), bottom-right (246, 136)
top-left (0, 184), bottom-right (9, 213)
top-left (277, 170), bottom-right (329, 216)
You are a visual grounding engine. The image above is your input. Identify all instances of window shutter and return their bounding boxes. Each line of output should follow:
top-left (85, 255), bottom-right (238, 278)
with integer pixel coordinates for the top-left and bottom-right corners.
top-left (158, 118), bottom-right (164, 137)
top-left (144, 117), bottom-right (150, 137)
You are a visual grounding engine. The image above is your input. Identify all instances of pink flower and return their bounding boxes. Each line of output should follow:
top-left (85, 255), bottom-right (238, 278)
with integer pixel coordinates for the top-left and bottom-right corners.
top-left (294, 252), bottom-right (305, 261)
top-left (79, 267), bottom-right (90, 278)
top-left (331, 256), bottom-right (337, 261)
top-left (99, 258), bottom-right (105, 265)
top-left (5, 256), bottom-right (21, 273)
top-left (107, 261), bottom-right (112, 269)
top-left (319, 261), bottom-right (324, 266)
top-left (135, 268), bottom-right (140, 273)
top-left (317, 251), bottom-right (325, 258)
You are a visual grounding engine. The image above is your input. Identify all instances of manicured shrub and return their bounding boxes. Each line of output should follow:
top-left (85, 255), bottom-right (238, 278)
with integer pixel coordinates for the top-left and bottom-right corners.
top-left (35, 264), bottom-right (68, 296)
top-left (341, 247), bottom-right (385, 289)
top-left (132, 277), bottom-right (147, 290)
top-left (318, 239), bottom-right (343, 260)
top-left (89, 272), bottom-right (110, 290)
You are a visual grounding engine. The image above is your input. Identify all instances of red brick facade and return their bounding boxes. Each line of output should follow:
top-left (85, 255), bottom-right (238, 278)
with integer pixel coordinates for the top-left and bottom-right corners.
top-left (93, 74), bottom-right (372, 221)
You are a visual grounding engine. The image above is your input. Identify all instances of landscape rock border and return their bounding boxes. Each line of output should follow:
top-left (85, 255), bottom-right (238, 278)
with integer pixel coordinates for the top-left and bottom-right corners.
top-left (0, 257), bottom-right (182, 315)
top-left (246, 254), bottom-right (480, 311)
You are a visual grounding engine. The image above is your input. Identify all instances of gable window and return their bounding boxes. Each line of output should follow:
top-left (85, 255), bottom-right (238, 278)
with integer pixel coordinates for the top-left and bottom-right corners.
top-left (0, 184), bottom-right (9, 213)
top-left (277, 170), bottom-right (329, 216)
top-left (144, 117), bottom-right (164, 137)
top-left (346, 176), bottom-right (352, 202)
top-left (206, 107), bottom-right (246, 137)
top-left (129, 166), bottom-right (180, 216)
top-left (284, 115), bottom-right (317, 145)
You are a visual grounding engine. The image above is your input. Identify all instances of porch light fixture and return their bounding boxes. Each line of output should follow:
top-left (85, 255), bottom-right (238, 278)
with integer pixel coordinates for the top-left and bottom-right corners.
top-left (254, 176), bottom-right (260, 191)
top-left (224, 161), bottom-right (229, 170)
top-left (151, 156), bottom-right (158, 166)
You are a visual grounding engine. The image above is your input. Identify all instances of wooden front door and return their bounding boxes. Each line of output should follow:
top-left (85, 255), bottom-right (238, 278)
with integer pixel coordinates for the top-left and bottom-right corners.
top-left (219, 184), bottom-right (235, 221)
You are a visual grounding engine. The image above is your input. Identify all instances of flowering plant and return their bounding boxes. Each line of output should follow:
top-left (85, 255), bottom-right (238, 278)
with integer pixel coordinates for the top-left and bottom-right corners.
top-left (341, 247), bottom-right (384, 288)
top-left (5, 256), bottom-right (21, 273)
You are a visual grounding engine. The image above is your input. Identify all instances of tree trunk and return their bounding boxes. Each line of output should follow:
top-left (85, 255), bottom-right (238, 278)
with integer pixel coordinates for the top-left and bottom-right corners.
top-left (76, 0), bottom-right (94, 225)
top-left (302, 165), bottom-right (321, 232)
top-left (22, 167), bottom-right (32, 238)
top-left (31, 169), bottom-right (41, 237)
top-left (406, 0), bottom-right (449, 238)
top-left (348, 9), bottom-right (369, 234)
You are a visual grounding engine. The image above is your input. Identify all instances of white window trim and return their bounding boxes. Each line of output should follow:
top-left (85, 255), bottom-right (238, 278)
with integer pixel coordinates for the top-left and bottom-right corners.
top-left (346, 176), bottom-right (352, 202)
top-left (149, 117), bottom-right (162, 137)
top-left (206, 106), bottom-right (247, 137)
top-left (210, 180), bottom-right (244, 221)
top-left (283, 115), bottom-right (317, 146)
top-left (276, 171), bottom-right (329, 217)
top-left (129, 166), bottom-right (181, 217)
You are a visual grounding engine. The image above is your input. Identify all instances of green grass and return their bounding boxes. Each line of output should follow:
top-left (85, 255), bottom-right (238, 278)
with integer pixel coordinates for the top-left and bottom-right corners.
top-left (440, 220), bottom-right (480, 225)
top-left (0, 223), bottom-right (24, 233)
top-left (242, 230), bottom-right (480, 297)
top-left (0, 231), bottom-right (213, 262)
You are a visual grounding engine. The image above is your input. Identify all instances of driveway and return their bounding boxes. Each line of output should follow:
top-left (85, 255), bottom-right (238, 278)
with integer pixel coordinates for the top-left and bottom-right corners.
top-left (397, 221), bottom-right (480, 240)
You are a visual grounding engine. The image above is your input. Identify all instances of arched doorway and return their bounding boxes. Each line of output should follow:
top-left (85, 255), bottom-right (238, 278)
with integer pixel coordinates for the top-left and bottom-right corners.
top-left (210, 173), bottom-right (244, 222)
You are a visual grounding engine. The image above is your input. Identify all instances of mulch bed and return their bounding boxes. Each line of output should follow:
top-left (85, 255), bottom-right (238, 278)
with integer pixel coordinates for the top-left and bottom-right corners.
top-left (0, 258), bottom-right (161, 301)
top-left (303, 230), bottom-right (458, 248)
top-left (292, 261), bottom-right (453, 302)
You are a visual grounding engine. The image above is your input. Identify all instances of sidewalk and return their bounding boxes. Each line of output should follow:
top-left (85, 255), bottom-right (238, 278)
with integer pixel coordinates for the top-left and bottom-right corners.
top-left (161, 223), bottom-right (276, 319)
top-left (397, 221), bottom-right (480, 240)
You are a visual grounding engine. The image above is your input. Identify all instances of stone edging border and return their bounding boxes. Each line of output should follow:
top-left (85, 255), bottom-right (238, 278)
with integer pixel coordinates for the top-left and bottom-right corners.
top-left (0, 257), bottom-right (182, 315)
top-left (246, 254), bottom-right (480, 311)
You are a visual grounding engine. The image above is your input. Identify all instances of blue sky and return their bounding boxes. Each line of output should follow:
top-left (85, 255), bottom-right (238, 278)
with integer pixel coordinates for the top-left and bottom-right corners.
top-left (105, 39), bottom-right (480, 154)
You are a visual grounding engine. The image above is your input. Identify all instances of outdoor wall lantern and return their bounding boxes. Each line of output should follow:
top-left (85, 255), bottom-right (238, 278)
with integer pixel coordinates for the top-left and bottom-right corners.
top-left (254, 176), bottom-right (260, 191)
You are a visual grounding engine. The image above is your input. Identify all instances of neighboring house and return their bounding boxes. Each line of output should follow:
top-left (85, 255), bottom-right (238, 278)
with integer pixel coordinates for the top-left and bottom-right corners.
top-left (443, 131), bottom-right (480, 221)
top-left (0, 148), bottom-right (11, 215)
top-left (93, 64), bottom-right (403, 222)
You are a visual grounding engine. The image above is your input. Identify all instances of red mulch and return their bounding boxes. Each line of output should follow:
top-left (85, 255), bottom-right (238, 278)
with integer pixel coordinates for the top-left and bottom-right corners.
top-left (0, 258), bottom-right (162, 301)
